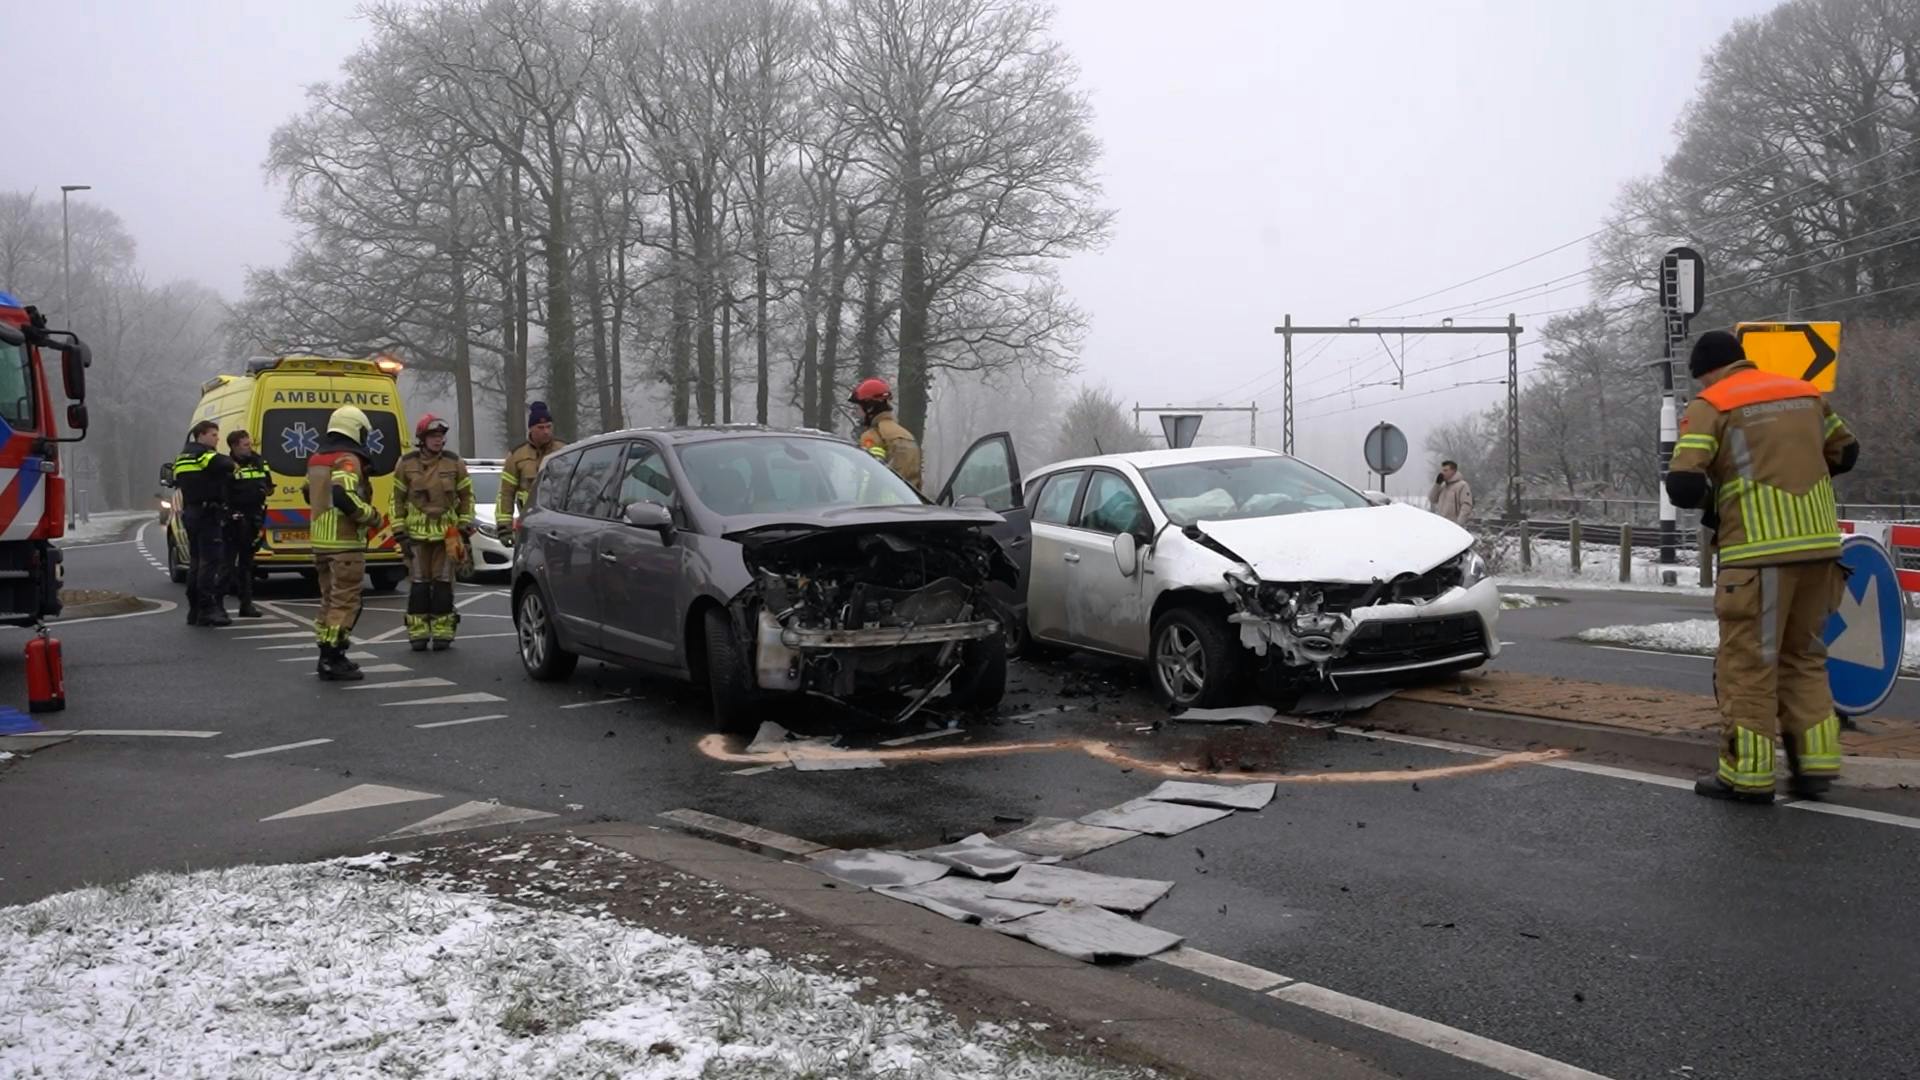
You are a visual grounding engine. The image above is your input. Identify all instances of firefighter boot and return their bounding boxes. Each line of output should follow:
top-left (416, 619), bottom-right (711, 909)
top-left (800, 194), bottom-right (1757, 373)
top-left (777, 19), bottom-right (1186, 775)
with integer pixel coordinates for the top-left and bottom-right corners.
top-left (204, 604), bottom-right (233, 628)
top-left (430, 581), bottom-right (456, 651)
top-left (1693, 775), bottom-right (1775, 804)
top-left (318, 646), bottom-right (365, 682)
top-left (407, 581), bottom-right (432, 651)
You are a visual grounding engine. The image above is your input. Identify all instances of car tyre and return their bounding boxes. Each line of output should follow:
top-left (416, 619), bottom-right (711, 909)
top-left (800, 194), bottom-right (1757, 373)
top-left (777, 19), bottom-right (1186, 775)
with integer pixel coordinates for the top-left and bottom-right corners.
top-left (368, 568), bottom-right (406, 593)
top-left (516, 585), bottom-right (578, 681)
top-left (167, 533), bottom-right (188, 585)
top-left (703, 607), bottom-right (761, 735)
top-left (948, 632), bottom-right (1007, 712)
top-left (1150, 606), bottom-right (1242, 708)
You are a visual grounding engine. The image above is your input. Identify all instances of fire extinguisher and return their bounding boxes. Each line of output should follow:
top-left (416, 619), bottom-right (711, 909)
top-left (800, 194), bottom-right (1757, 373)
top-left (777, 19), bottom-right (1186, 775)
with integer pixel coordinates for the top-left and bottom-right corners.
top-left (25, 626), bottom-right (65, 714)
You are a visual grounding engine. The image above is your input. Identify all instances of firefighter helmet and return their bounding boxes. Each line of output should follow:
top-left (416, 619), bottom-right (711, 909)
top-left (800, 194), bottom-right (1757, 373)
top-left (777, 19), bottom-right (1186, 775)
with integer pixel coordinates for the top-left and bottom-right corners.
top-left (416, 413), bottom-right (450, 439)
top-left (848, 377), bottom-right (892, 406)
top-left (326, 405), bottom-right (372, 443)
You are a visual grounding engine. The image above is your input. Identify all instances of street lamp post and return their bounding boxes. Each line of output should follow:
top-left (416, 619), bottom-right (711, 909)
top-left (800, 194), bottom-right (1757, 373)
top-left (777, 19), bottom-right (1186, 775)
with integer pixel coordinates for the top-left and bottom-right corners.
top-left (61, 184), bottom-right (91, 527)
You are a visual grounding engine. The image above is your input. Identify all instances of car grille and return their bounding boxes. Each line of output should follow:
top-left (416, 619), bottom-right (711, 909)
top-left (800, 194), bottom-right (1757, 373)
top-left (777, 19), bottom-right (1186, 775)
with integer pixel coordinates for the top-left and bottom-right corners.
top-left (1338, 613), bottom-right (1486, 665)
top-left (1318, 562), bottom-right (1464, 611)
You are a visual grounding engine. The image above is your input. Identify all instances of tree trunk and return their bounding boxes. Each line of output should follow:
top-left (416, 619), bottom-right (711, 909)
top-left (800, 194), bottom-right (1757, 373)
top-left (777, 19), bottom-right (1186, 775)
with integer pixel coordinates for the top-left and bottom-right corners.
top-left (895, 141), bottom-right (930, 435)
top-left (541, 162), bottom-right (577, 439)
top-left (507, 164), bottom-right (530, 449)
top-left (608, 243), bottom-right (627, 431)
top-left (693, 186), bottom-right (716, 424)
top-left (816, 218), bottom-right (850, 429)
top-left (669, 190), bottom-right (691, 425)
top-left (754, 193), bottom-right (771, 425)
top-left (720, 289), bottom-right (734, 424)
top-left (585, 233), bottom-right (613, 432)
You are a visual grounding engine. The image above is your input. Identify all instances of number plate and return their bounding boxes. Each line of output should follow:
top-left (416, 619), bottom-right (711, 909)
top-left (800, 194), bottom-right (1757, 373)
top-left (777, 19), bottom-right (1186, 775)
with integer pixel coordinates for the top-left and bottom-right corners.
top-left (274, 529), bottom-right (310, 544)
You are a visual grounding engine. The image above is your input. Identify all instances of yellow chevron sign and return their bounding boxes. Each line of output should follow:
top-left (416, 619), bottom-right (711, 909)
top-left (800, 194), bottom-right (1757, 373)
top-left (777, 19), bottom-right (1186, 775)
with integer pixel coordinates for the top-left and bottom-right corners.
top-left (1734, 321), bottom-right (1840, 391)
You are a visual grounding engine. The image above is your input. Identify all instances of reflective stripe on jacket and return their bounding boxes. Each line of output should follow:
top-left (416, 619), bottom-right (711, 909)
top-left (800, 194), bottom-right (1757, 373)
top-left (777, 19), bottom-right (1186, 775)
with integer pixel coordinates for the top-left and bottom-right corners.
top-left (307, 448), bottom-right (378, 552)
top-left (392, 450), bottom-right (475, 538)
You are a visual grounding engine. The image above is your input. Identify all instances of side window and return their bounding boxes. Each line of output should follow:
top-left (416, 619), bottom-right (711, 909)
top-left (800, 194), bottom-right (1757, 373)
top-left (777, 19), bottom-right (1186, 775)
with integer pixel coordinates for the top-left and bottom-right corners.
top-left (947, 436), bottom-right (1018, 512)
top-left (563, 443), bottom-right (625, 518)
top-left (1031, 470), bottom-right (1085, 526)
top-left (532, 452), bottom-right (578, 512)
top-left (1078, 470), bottom-right (1149, 536)
top-left (0, 343), bottom-right (33, 431)
top-left (618, 443), bottom-right (676, 508)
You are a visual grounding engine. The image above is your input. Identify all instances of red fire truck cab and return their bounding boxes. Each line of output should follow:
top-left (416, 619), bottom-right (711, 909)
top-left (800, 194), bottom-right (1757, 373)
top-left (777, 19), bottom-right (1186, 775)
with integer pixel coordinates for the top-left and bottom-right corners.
top-left (0, 291), bottom-right (92, 627)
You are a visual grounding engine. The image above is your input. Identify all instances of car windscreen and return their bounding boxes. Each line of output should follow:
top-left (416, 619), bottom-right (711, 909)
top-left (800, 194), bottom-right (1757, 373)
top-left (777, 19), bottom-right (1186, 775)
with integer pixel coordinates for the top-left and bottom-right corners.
top-left (677, 436), bottom-right (921, 516)
top-left (467, 470), bottom-right (502, 508)
top-left (262, 408), bottom-right (404, 478)
top-left (1142, 456), bottom-right (1370, 525)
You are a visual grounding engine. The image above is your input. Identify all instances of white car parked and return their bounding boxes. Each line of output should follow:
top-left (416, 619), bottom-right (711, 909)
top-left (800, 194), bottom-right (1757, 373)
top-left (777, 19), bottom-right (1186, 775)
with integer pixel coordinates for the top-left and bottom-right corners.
top-left (1013, 446), bottom-right (1499, 707)
top-left (461, 460), bottom-right (513, 580)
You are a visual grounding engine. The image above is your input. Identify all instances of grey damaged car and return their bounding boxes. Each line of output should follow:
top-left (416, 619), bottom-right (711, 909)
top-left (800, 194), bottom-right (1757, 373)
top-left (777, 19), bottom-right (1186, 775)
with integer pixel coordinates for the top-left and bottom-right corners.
top-left (509, 427), bottom-right (1029, 731)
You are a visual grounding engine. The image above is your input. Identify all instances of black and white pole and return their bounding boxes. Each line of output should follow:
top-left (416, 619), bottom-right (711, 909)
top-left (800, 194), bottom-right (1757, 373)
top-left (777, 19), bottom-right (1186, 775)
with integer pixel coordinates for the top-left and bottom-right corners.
top-left (1657, 247), bottom-right (1705, 567)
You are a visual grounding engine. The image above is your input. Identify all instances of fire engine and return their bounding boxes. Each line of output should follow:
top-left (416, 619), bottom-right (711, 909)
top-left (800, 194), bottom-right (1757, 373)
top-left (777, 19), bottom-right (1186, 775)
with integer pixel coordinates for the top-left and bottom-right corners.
top-left (0, 291), bottom-right (92, 627)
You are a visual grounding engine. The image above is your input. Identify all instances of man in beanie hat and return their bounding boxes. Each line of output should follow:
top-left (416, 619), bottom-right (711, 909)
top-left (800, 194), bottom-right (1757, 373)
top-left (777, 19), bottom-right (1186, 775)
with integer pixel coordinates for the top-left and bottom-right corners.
top-left (498, 400), bottom-right (567, 525)
top-left (1666, 328), bottom-right (1860, 803)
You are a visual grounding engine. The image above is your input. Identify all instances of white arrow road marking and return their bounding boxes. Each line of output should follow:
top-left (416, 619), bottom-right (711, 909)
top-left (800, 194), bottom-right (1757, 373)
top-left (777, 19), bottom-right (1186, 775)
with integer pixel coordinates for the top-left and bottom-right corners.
top-left (1830, 577), bottom-right (1885, 669)
top-left (343, 677), bottom-right (455, 692)
top-left (381, 692), bottom-right (507, 707)
top-left (414, 714), bottom-right (507, 729)
top-left (261, 783), bottom-right (440, 821)
top-left (218, 622), bottom-right (295, 631)
top-left (226, 738), bottom-right (333, 759)
top-left (236, 631), bottom-right (315, 641)
top-left (377, 800), bottom-right (555, 841)
top-left (353, 664), bottom-right (414, 675)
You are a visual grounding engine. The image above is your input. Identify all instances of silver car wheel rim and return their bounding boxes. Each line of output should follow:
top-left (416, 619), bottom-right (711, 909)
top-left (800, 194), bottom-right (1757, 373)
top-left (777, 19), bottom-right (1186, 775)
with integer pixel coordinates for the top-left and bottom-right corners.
top-left (1157, 625), bottom-right (1204, 703)
top-left (520, 593), bottom-right (547, 668)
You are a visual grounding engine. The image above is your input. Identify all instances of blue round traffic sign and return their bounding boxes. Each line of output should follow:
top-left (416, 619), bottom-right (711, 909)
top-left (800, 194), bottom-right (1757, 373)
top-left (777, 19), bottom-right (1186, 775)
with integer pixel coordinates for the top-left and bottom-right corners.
top-left (1823, 535), bottom-right (1907, 717)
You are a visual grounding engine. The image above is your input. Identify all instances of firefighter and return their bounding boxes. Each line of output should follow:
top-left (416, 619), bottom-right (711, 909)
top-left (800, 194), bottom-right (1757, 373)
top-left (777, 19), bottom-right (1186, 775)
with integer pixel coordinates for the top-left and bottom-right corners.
top-left (848, 377), bottom-right (922, 491)
top-left (308, 405), bottom-right (385, 682)
top-left (1666, 329), bottom-right (1859, 803)
top-left (223, 430), bottom-right (273, 619)
top-left (393, 414), bottom-right (475, 652)
top-left (497, 400), bottom-right (566, 525)
top-left (172, 419), bottom-right (234, 627)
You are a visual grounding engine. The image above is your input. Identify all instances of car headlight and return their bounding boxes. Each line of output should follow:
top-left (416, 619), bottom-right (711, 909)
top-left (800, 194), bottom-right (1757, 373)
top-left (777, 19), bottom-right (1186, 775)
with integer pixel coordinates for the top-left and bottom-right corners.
top-left (1455, 548), bottom-right (1487, 587)
top-left (476, 519), bottom-right (498, 538)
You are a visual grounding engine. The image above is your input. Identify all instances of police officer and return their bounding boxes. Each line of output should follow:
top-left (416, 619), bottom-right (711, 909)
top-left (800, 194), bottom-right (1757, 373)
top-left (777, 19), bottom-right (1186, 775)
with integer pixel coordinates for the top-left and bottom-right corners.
top-left (224, 430), bottom-right (273, 619)
top-left (498, 400), bottom-right (566, 525)
top-left (1666, 329), bottom-right (1860, 803)
top-left (173, 420), bottom-right (234, 627)
top-left (393, 414), bottom-right (475, 652)
top-left (848, 377), bottom-right (922, 491)
top-left (308, 406), bottom-right (385, 682)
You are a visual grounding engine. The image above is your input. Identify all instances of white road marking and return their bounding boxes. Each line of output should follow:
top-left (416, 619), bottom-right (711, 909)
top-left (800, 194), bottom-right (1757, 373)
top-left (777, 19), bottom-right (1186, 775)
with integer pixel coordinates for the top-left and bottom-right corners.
top-left (343, 677), bottom-right (456, 691)
top-left (455, 592), bottom-right (498, 609)
top-left (380, 692), bottom-right (506, 707)
top-left (218, 621), bottom-right (295, 631)
top-left (559, 697), bottom-right (632, 710)
top-left (1785, 800), bottom-right (1920, 831)
top-left (414, 714), bottom-right (507, 729)
top-left (1270, 982), bottom-right (1613, 1080)
top-left (354, 664), bottom-right (414, 675)
top-left (235, 631), bottom-right (315, 641)
top-left (1152, 947), bottom-right (1291, 992)
top-left (363, 624), bottom-right (412, 644)
top-left (50, 599), bottom-right (179, 626)
top-left (225, 738), bottom-right (333, 759)
top-left (277, 651), bottom-right (378, 662)
top-left (1590, 644), bottom-right (1709, 662)
top-left (257, 601), bottom-right (315, 628)
top-left (1542, 759), bottom-right (1695, 791)
top-left (878, 728), bottom-right (964, 747)
top-left (30, 729), bottom-right (220, 738)
top-left (59, 538), bottom-right (142, 548)
top-left (377, 800), bottom-right (556, 841)
top-left (262, 783), bottom-right (440, 821)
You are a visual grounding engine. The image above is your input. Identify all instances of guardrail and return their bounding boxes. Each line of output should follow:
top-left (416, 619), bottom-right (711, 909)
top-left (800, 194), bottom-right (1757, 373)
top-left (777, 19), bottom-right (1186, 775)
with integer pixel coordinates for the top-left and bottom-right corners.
top-left (1839, 521), bottom-right (1920, 592)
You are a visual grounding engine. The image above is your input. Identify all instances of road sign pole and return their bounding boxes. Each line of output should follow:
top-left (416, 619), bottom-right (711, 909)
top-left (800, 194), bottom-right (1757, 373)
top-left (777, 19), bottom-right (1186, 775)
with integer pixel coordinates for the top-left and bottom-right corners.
top-left (1656, 248), bottom-right (1704, 567)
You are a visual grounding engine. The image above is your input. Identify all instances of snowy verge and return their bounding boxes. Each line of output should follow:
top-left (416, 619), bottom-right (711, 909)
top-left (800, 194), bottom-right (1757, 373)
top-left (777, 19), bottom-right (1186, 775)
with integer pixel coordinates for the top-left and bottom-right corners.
top-left (1493, 539), bottom-right (1714, 596)
top-left (51, 510), bottom-right (151, 546)
top-left (0, 859), bottom-right (1145, 1080)
top-left (1577, 618), bottom-right (1920, 675)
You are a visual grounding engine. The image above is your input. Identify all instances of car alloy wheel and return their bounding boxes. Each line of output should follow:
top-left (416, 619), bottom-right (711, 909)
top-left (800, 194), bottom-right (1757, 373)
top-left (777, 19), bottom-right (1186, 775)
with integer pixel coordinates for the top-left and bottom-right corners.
top-left (1156, 623), bottom-right (1206, 705)
top-left (518, 590), bottom-right (549, 670)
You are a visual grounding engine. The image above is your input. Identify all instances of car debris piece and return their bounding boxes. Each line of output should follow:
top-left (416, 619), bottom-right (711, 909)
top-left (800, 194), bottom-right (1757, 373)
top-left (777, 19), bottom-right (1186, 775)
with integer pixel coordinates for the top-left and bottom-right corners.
top-left (987, 863), bottom-right (1174, 913)
top-left (916, 833), bottom-right (1058, 878)
top-left (994, 817), bottom-right (1139, 858)
top-left (808, 850), bottom-right (949, 889)
top-left (1079, 798), bottom-right (1234, 837)
top-left (1289, 687), bottom-right (1400, 715)
top-left (1171, 705), bottom-right (1277, 725)
top-left (787, 751), bottom-right (884, 771)
top-left (878, 876), bottom-right (1051, 924)
top-left (1142, 780), bottom-right (1277, 811)
top-left (746, 721), bottom-right (836, 756)
top-left (992, 900), bottom-right (1185, 961)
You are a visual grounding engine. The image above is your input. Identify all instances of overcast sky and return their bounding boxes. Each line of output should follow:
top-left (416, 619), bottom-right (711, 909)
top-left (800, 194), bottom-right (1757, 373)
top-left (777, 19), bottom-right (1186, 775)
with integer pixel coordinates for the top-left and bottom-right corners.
top-left (10, 0), bottom-right (1775, 485)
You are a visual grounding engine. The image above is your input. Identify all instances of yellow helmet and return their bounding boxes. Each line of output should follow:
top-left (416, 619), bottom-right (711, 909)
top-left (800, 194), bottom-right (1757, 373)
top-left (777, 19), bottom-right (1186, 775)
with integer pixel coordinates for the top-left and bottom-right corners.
top-left (326, 405), bottom-right (371, 443)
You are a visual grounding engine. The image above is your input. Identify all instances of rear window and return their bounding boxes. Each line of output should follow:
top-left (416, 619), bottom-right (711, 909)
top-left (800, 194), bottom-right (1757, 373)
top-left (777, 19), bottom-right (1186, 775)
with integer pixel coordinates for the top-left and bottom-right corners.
top-left (467, 470), bottom-right (502, 507)
top-left (262, 408), bottom-right (403, 478)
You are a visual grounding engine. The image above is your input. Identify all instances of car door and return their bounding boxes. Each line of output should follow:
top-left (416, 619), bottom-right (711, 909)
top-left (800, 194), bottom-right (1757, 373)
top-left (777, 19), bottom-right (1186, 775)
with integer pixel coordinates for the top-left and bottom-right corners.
top-left (1066, 468), bottom-right (1153, 657)
top-left (934, 432), bottom-right (1030, 631)
top-left (545, 441), bottom-right (624, 651)
top-left (1023, 468), bottom-right (1087, 645)
top-left (595, 440), bottom-right (685, 667)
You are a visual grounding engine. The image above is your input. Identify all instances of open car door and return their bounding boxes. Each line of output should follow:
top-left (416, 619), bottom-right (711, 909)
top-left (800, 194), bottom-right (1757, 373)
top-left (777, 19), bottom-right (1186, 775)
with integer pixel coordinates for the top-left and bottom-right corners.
top-left (935, 432), bottom-right (1031, 649)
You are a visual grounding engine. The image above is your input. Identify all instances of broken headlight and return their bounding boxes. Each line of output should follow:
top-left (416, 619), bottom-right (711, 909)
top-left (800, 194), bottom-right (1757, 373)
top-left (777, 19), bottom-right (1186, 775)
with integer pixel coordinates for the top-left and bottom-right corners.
top-left (1451, 548), bottom-right (1488, 588)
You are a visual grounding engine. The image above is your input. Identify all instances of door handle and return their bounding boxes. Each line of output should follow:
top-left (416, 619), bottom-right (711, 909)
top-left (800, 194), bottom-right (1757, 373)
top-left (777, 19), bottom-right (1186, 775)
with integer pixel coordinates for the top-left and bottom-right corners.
top-left (1063, 551), bottom-right (1080, 563)
top-left (1008, 535), bottom-right (1028, 548)
top-left (599, 551), bottom-right (619, 563)
top-left (543, 530), bottom-right (560, 540)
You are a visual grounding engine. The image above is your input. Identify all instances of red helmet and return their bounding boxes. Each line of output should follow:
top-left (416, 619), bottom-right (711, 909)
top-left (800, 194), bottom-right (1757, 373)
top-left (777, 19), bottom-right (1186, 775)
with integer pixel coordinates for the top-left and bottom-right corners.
top-left (415, 413), bottom-right (450, 439)
top-left (849, 377), bottom-right (892, 406)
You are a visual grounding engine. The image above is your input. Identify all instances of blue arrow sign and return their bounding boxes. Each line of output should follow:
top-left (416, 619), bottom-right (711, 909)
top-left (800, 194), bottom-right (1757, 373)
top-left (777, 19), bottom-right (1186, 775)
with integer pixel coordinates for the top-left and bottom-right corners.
top-left (1823, 535), bottom-right (1907, 717)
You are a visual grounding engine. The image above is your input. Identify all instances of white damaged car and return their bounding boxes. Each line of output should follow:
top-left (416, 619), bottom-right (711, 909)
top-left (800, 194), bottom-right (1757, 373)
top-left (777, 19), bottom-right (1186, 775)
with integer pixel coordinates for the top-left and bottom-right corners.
top-left (1010, 446), bottom-right (1499, 707)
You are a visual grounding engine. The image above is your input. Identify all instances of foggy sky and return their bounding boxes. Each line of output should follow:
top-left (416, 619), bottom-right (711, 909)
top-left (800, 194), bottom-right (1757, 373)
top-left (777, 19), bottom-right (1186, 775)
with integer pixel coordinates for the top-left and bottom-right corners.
top-left (9, 0), bottom-right (1776, 488)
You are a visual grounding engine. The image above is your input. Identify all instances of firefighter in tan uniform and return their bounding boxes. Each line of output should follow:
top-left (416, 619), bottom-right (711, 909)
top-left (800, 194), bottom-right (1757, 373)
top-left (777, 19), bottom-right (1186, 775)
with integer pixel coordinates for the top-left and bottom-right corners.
top-left (393, 414), bottom-right (476, 652)
top-left (1666, 330), bottom-right (1860, 803)
top-left (307, 406), bottom-right (386, 683)
top-left (498, 400), bottom-right (566, 525)
top-left (849, 377), bottom-right (922, 491)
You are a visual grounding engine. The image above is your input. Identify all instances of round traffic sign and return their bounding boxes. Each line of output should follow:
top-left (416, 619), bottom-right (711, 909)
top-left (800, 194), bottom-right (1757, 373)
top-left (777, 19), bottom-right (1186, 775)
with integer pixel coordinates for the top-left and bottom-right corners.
top-left (1363, 422), bottom-right (1408, 477)
top-left (1823, 535), bottom-right (1908, 717)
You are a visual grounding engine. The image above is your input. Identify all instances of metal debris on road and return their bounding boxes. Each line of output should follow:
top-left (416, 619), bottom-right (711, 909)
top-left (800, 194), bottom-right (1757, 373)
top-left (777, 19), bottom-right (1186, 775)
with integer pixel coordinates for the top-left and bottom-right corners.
top-left (1079, 797), bottom-right (1235, 836)
top-left (877, 876), bottom-right (1051, 924)
top-left (915, 833), bottom-right (1058, 879)
top-left (1172, 705), bottom-right (1278, 725)
top-left (1290, 687), bottom-right (1400, 715)
top-left (1143, 779), bottom-right (1277, 811)
top-left (992, 900), bottom-right (1184, 961)
top-left (987, 863), bottom-right (1174, 913)
top-left (808, 850), bottom-right (949, 890)
top-left (994, 816), bottom-right (1139, 858)
top-left (877, 727), bottom-right (964, 747)
top-left (788, 752), bottom-right (885, 771)
top-left (746, 721), bottom-right (835, 756)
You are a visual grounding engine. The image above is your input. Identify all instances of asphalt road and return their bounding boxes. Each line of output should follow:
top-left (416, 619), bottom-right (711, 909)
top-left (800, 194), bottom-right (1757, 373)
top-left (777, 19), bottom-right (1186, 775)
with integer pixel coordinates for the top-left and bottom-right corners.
top-left (7, 518), bottom-right (1920, 1080)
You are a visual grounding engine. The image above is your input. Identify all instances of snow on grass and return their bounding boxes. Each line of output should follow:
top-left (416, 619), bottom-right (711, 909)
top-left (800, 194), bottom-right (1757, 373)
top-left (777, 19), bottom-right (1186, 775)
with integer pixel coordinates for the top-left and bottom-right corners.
top-left (50, 510), bottom-right (151, 546)
top-left (0, 860), bottom-right (1146, 1080)
top-left (1494, 538), bottom-right (1715, 596)
top-left (1500, 593), bottom-right (1559, 610)
top-left (1578, 618), bottom-right (1920, 674)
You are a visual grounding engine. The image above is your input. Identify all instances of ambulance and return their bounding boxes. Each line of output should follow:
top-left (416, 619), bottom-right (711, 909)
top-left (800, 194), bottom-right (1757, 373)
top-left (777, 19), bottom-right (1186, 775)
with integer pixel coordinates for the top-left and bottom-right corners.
top-left (165, 354), bottom-right (411, 592)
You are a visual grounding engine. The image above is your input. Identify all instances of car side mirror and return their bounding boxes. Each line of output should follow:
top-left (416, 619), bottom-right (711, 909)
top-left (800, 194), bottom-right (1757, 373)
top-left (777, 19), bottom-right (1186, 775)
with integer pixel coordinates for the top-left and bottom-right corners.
top-left (61, 342), bottom-right (89, 401)
top-left (66, 403), bottom-right (88, 433)
top-left (159, 461), bottom-right (176, 488)
top-left (623, 500), bottom-right (674, 537)
top-left (1113, 531), bottom-right (1140, 578)
top-left (954, 493), bottom-right (988, 509)
top-left (1364, 490), bottom-right (1391, 506)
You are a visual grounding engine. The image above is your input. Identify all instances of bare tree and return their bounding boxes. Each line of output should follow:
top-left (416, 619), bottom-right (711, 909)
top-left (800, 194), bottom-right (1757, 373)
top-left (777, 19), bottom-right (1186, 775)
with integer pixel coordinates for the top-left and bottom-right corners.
top-left (1052, 384), bottom-right (1149, 462)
